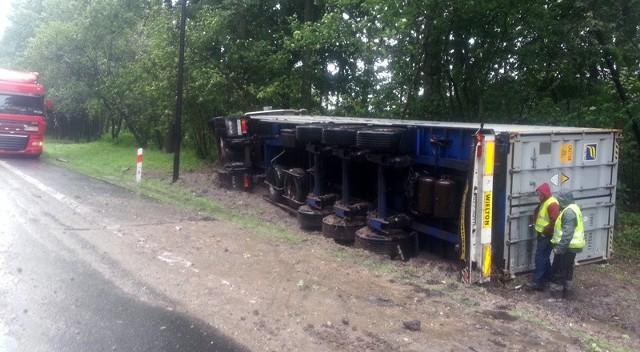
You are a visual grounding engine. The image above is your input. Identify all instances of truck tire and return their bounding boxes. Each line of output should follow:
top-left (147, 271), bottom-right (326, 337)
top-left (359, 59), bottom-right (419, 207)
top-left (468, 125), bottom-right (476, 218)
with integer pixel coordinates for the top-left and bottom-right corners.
top-left (356, 127), bottom-right (405, 153)
top-left (284, 168), bottom-right (310, 203)
top-left (321, 125), bottom-right (363, 146)
top-left (265, 165), bottom-right (285, 202)
top-left (297, 205), bottom-right (326, 231)
top-left (295, 124), bottom-right (327, 143)
top-left (322, 214), bottom-right (365, 244)
top-left (354, 227), bottom-right (416, 261)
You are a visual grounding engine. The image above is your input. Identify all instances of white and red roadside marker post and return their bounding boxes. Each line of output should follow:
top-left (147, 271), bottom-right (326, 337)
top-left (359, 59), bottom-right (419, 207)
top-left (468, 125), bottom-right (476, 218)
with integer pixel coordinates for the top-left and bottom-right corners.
top-left (136, 148), bottom-right (143, 183)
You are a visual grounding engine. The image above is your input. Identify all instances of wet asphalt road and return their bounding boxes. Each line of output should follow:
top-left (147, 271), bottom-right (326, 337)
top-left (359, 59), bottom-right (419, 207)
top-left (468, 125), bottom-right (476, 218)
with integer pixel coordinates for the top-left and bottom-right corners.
top-left (0, 158), bottom-right (248, 352)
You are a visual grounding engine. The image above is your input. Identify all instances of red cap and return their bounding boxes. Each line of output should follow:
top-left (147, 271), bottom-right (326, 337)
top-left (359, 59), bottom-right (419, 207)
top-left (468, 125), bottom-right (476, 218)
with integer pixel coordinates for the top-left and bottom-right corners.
top-left (536, 183), bottom-right (552, 198)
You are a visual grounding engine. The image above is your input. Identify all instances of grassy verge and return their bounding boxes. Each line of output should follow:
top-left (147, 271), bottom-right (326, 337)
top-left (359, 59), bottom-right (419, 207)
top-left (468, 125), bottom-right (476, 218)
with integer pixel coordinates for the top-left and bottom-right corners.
top-left (44, 134), bottom-right (204, 178)
top-left (43, 135), bottom-right (301, 244)
top-left (614, 212), bottom-right (640, 260)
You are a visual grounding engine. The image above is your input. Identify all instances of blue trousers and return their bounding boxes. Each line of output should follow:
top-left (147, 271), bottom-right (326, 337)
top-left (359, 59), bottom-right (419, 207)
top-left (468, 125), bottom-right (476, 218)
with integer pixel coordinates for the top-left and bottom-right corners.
top-left (531, 234), bottom-right (553, 284)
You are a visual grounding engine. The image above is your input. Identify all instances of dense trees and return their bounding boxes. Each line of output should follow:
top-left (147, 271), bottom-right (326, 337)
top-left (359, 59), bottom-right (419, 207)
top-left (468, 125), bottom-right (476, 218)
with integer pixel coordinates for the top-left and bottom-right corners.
top-left (1, 0), bottom-right (639, 206)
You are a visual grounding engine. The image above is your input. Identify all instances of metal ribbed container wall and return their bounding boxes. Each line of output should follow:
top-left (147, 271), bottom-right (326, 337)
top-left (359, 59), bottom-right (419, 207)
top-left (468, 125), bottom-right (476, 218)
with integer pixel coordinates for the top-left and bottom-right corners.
top-left (209, 110), bottom-right (621, 283)
top-left (503, 131), bottom-right (619, 275)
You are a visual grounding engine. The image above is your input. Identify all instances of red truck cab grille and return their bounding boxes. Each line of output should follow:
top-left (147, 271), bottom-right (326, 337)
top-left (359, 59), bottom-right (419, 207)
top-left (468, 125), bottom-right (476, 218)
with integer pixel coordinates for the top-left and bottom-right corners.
top-left (0, 134), bottom-right (29, 151)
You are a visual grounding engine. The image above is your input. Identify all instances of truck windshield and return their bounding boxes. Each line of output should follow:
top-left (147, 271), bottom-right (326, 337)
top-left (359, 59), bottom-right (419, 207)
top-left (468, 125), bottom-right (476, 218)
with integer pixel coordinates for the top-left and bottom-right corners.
top-left (0, 93), bottom-right (45, 116)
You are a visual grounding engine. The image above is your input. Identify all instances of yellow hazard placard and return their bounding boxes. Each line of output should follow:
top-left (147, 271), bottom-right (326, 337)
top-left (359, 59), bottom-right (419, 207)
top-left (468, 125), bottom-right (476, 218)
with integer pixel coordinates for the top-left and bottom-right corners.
top-left (561, 144), bottom-right (574, 163)
top-left (483, 244), bottom-right (492, 277)
top-left (483, 191), bottom-right (492, 229)
top-left (484, 141), bottom-right (494, 176)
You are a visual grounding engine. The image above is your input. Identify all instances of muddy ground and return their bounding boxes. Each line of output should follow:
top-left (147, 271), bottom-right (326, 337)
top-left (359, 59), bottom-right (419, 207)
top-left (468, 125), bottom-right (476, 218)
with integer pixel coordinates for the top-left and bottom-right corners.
top-left (127, 166), bottom-right (639, 352)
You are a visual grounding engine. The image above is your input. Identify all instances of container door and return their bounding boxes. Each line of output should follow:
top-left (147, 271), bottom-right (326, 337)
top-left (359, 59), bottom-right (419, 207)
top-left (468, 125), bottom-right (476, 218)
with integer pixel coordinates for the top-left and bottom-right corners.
top-left (504, 131), bottom-right (619, 275)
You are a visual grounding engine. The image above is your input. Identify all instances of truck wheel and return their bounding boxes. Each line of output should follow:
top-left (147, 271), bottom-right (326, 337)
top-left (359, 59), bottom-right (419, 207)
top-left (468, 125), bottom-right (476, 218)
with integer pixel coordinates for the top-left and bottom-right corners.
top-left (354, 227), bottom-right (416, 261)
top-left (284, 168), bottom-right (309, 203)
top-left (354, 227), bottom-right (391, 255)
top-left (322, 214), bottom-right (365, 244)
top-left (356, 127), bottom-right (405, 152)
top-left (321, 125), bottom-right (363, 146)
top-left (295, 124), bottom-right (327, 143)
top-left (265, 165), bottom-right (285, 202)
top-left (297, 205), bottom-right (326, 231)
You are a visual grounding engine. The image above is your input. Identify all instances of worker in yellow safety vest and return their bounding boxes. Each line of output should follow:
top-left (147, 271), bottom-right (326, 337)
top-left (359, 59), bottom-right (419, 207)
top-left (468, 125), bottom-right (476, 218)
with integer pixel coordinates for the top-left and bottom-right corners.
top-left (549, 188), bottom-right (585, 299)
top-left (526, 183), bottom-right (560, 291)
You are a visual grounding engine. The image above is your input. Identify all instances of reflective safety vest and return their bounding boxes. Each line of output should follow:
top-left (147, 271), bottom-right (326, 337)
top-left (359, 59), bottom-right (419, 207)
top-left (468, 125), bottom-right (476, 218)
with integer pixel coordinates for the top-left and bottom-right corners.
top-left (534, 196), bottom-right (559, 233)
top-left (551, 204), bottom-right (585, 249)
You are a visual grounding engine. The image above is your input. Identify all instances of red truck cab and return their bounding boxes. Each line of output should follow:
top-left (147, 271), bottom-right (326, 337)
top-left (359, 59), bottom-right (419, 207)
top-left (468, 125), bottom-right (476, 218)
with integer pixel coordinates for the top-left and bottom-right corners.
top-left (0, 69), bottom-right (49, 157)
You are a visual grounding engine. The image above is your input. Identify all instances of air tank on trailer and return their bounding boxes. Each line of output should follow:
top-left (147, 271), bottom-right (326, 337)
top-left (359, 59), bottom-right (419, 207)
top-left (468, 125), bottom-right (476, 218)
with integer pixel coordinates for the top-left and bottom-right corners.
top-left (415, 174), bottom-right (435, 216)
top-left (433, 176), bottom-right (457, 219)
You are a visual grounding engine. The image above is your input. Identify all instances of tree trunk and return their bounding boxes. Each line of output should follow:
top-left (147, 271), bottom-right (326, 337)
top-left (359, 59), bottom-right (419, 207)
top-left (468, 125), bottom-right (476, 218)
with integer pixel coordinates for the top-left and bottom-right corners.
top-left (300, 0), bottom-right (314, 109)
top-left (164, 123), bottom-right (176, 153)
top-left (237, 4), bottom-right (247, 40)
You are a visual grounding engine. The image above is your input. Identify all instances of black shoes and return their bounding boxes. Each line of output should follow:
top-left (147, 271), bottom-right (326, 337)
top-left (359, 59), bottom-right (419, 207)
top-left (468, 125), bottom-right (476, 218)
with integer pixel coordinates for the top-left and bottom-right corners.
top-left (525, 281), bottom-right (545, 291)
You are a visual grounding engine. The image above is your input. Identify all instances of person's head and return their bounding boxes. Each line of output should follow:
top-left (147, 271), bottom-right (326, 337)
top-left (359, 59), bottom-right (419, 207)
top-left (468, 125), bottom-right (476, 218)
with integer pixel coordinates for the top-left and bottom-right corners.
top-left (536, 183), bottom-right (552, 202)
top-left (555, 187), bottom-right (575, 208)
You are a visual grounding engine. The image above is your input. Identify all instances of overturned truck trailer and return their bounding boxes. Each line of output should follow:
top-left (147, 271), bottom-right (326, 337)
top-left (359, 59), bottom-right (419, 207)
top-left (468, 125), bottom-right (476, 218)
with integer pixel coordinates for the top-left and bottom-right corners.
top-left (210, 110), bottom-right (620, 283)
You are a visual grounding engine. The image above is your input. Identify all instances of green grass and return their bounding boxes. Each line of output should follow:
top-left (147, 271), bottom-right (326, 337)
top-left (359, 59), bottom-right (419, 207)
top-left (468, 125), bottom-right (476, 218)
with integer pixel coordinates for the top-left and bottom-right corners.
top-left (325, 246), bottom-right (405, 275)
top-left (42, 134), bottom-right (301, 244)
top-left (572, 331), bottom-right (633, 352)
top-left (614, 212), bottom-right (640, 260)
top-left (44, 134), bottom-right (204, 178)
top-left (511, 310), bottom-right (554, 330)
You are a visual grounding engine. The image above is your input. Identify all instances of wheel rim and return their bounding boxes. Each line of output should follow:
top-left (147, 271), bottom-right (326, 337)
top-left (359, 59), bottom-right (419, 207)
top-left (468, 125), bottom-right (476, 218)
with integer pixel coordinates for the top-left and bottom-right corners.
top-left (284, 178), bottom-right (296, 199)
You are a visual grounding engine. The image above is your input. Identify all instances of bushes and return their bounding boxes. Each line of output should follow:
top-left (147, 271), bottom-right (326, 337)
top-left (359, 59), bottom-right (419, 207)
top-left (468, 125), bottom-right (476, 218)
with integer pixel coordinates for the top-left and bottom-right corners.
top-left (614, 212), bottom-right (640, 260)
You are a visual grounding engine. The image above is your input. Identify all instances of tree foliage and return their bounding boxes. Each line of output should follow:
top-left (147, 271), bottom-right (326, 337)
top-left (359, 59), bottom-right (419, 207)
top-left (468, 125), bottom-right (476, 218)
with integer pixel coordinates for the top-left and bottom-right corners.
top-left (1, 0), bottom-right (639, 204)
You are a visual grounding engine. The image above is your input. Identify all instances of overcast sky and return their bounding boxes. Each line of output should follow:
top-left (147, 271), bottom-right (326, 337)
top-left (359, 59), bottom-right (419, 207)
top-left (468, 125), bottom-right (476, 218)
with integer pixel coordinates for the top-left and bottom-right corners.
top-left (0, 0), bottom-right (13, 39)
